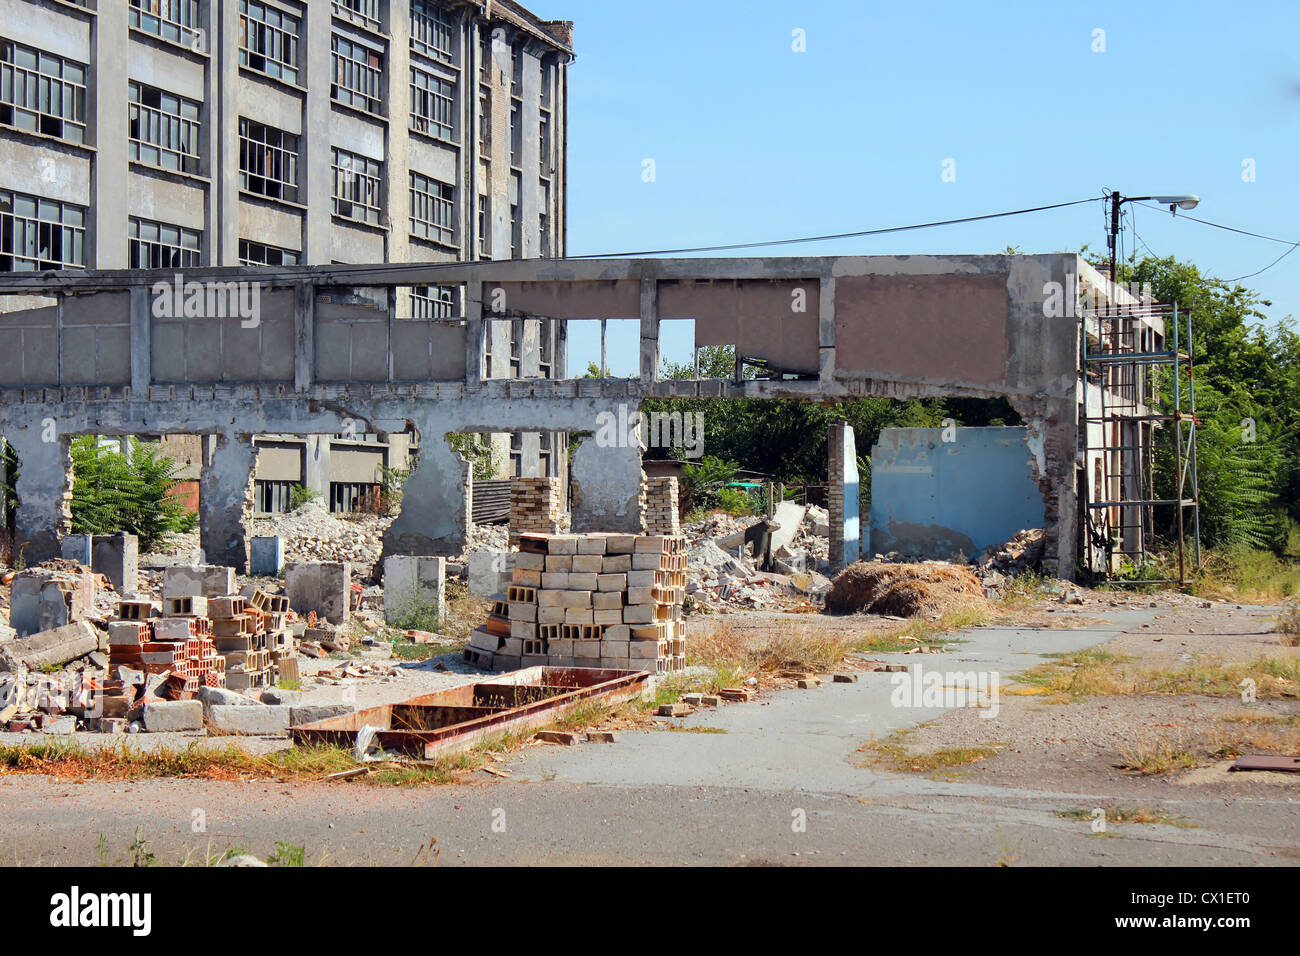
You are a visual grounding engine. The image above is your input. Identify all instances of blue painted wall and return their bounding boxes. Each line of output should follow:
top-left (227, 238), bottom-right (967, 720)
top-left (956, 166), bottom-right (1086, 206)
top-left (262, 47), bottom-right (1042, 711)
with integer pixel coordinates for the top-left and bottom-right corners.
top-left (868, 427), bottom-right (1043, 560)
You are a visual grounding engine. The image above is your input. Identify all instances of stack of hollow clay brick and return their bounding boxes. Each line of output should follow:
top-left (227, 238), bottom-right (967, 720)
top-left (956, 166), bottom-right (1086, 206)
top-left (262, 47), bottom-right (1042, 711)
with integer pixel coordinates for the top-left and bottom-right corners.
top-left (464, 532), bottom-right (687, 673)
top-left (641, 476), bottom-right (681, 536)
top-left (508, 476), bottom-right (566, 546)
top-left (102, 597), bottom-right (220, 707)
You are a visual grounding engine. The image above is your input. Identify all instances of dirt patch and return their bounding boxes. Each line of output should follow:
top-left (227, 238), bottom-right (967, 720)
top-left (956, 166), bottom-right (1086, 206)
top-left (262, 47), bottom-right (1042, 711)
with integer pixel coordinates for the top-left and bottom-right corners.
top-left (861, 603), bottom-right (1300, 797)
top-left (826, 561), bottom-right (986, 617)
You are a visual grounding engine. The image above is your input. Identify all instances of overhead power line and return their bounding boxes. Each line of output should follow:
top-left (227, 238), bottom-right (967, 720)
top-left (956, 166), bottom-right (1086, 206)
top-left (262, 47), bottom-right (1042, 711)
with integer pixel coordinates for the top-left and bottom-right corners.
top-left (1131, 200), bottom-right (1300, 283)
top-left (574, 197), bottom-right (1102, 258)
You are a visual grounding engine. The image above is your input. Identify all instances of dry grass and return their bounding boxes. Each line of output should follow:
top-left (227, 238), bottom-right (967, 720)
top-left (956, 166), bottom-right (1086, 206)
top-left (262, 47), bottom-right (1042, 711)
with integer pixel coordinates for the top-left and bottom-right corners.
top-left (1115, 742), bottom-right (1198, 775)
top-left (0, 718), bottom-right (569, 786)
top-left (857, 733), bottom-right (1004, 776)
top-left (1277, 604), bottom-right (1300, 647)
top-left (688, 620), bottom-right (857, 679)
top-left (441, 577), bottom-right (491, 646)
top-left (1015, 650), bottom-right (1300, 703)
top-left (1057, 806), bottom-right (1196, 828)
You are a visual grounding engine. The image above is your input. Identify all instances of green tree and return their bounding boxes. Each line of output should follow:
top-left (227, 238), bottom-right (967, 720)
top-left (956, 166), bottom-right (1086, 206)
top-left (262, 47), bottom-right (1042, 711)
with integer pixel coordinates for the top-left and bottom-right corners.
top-left (70, 437), bottom-right (197, 550)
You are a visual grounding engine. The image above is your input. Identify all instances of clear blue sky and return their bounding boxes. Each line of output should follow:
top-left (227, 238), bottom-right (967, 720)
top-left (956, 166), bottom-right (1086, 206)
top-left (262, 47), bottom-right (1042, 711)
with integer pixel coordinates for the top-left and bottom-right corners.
top-left (548, 0), bottom-right (1300, 373)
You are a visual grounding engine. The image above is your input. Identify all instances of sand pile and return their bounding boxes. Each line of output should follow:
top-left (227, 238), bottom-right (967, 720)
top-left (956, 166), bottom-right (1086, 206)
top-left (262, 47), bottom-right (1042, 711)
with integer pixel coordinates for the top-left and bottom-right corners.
top-left (825, 561), bottom-right (986, 617)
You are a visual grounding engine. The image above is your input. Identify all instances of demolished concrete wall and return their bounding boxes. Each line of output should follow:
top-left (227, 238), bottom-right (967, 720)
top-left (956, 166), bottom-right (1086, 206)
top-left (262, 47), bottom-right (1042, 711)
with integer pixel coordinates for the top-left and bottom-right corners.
top-left (0, 253), bottom-right (1104, 578)
top-left (869, 426), bottom-right (1045, 560)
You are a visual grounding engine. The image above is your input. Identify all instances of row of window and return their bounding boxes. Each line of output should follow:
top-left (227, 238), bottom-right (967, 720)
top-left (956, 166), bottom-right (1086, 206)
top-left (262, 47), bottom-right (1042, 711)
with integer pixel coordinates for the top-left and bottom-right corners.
top-left (4, 3), bottom-right (558, 162)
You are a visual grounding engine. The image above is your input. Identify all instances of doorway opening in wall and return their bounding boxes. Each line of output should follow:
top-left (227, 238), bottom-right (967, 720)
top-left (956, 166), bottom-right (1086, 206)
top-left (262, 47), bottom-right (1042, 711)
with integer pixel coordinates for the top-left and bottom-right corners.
top-left (67, 435), bottom-right (199, 555)
top-left (447, 429), bottom-right (570, 547)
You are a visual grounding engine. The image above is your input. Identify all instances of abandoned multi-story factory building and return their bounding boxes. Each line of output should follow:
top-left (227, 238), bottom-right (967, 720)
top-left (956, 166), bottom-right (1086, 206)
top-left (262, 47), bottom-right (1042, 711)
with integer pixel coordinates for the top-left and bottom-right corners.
top-left (0, 252), bottom-right (1190, 582)
top-left (0, 0), bottom-right (573, 503)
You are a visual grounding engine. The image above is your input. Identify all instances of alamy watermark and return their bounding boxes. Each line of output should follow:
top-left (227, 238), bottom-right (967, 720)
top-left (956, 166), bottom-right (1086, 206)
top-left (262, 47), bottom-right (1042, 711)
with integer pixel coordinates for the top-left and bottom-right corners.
top-left (889, 662), bottom-right (1000, 718)
top-left (595, 403), bottom-right (704, 458)
top-left (151, 274), bottom-right (261, 329)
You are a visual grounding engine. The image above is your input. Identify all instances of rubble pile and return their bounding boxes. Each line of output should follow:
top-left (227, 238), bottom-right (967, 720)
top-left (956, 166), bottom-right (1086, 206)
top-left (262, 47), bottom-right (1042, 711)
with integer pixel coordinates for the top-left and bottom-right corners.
top-left (825, 561), bottom-right (986, 617)
top-left (679, 507), bottom-right (833, 613)
top-left (975, 528), bottom-right (1046, 586)
top-left (466, 532), bottom-right (687, 672)
top-left (249, 499), bottom-right (391, 568)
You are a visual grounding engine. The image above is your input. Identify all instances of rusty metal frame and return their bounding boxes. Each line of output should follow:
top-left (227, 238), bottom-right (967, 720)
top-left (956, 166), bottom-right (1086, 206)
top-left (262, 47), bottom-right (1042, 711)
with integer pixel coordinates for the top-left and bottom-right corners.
top-left (291, 666), bottom-right (651, 758)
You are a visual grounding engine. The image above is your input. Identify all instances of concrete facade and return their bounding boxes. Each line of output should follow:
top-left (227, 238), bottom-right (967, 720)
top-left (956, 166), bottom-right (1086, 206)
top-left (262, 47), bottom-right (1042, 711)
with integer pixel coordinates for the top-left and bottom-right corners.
top-left (0, 0), bottom-right (572, 492)
top-left (0, 253), bottom-right (1152, 578)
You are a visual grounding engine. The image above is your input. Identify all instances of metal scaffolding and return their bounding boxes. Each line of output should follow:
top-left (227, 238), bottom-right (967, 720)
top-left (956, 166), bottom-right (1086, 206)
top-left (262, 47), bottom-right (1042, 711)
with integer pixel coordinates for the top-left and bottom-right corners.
top-left (1082, 298), bottom-right (1201, 585)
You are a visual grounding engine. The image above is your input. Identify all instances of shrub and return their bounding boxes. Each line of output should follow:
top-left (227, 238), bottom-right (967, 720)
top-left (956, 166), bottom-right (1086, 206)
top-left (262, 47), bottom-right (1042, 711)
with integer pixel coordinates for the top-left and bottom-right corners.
top-left (70, 437), bottom-right (197, 551)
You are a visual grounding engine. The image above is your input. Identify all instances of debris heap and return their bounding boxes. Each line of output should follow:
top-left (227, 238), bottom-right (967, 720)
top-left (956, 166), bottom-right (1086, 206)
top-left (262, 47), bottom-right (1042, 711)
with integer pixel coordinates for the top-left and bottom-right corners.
top-left (466, 532), bottom-right (688, 673)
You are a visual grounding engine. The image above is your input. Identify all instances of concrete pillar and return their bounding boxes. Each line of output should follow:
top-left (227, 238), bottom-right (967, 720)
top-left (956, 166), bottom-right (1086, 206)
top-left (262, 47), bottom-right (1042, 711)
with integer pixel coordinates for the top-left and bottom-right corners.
top-left (92, 533), bottom-right (139, 593)
top-left (199, 433), bottom-right (254, 572)
top-left (305, 435), bottom-right (331, 499)
top-left (570, 433), bottom-right (643, 534)
top-left (382, 422), bottom-right (470, 557)
top-left (828, 422), bottom-right (860, 570)
top-left (8, 428), bottom-right (72, 564)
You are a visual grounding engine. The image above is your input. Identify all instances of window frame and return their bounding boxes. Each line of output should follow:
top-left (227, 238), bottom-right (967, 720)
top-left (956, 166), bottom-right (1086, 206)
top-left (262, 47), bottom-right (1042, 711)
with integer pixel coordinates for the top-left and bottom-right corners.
top-left (409, 170), bottom-right (455, 247)
top-left (409, 64), bottom-right (455, 143)
top-left (239, 0), bottom-right (302, 85)
top-left (331, 146), bottom-right (384, 225)
top-left (0, 188), bottom-right (86, 271)
top-left (0, 39), bottom-right (88, 144)
top-left (128, 80), bottom-right (203, 175)
top-left (238, 117), bottom-right (300, 203)
top-left (129, 216), bottom-right (202, 269)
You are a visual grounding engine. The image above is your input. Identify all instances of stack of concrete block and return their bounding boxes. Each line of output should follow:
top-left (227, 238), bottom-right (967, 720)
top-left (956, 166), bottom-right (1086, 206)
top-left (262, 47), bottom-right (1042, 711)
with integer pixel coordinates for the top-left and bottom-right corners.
top-left (249, 588), bottom-right (294, 670)
top-left (641, 476), bottom-right (681, 536)
top-left (509, 477), bottom-right (566, 545)
top-left (465, 532), bottom-right (688, 673)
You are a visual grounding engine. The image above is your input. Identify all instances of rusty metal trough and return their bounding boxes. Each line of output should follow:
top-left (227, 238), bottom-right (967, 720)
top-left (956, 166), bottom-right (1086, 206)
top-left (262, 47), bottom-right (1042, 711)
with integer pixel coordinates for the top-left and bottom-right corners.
top-left (290, 666), bottom-right (652, 758)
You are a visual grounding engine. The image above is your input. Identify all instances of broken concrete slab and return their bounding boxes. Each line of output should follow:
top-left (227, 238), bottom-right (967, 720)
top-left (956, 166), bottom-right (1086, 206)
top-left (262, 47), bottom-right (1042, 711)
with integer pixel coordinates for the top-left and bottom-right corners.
top-left (259, 688), bottom-right (303, 706)
top-left (288, 704), bottom-right (353, 727)
top-left (163, 565), bottom-right (236, 599)
top-left (141, 700), bottom-right (204, 732)
top-left (9, 569), bottom-right (94, 637)
top-left (198, 685), bottom-right (258, 709)
top-left (0, 621), bottom-right (101, 672)
top-left (384, 555), bottom-right (446, 626)
top-left (207, 704), bottom-right (292, 736)
top-left (285, 562), bottom-right (351, 624)
top-left (770, 501), bottom-right (807, 554)
top-left (467, 551), bottom-right (512, 597)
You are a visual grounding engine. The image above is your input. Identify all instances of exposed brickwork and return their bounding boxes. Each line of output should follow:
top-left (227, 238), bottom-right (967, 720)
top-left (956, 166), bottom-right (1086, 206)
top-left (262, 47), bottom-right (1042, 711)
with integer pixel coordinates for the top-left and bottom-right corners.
top-left (641, 476), bottom-right (680, 536)
top-left (509, 477), bottom-right (565, 545)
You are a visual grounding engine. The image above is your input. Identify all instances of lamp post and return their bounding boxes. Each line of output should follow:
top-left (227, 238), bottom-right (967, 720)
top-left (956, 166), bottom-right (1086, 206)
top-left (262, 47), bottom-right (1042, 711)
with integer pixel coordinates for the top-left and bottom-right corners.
top-left (1107, 191), bottom-right (1200, 280)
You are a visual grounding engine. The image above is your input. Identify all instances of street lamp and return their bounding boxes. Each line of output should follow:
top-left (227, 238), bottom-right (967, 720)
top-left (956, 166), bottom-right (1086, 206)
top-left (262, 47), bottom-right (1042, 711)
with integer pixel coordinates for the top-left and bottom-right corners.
top-left (1108, 191), bottom-right (1200, 279)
